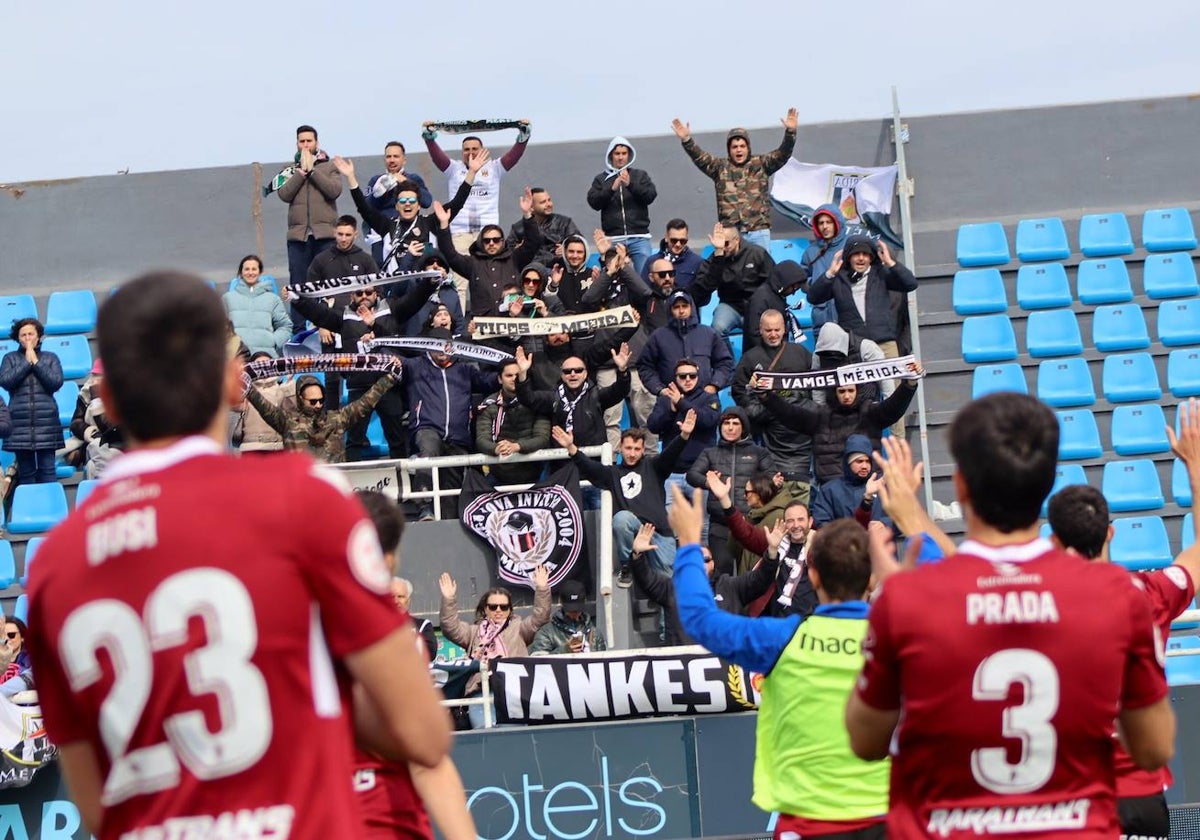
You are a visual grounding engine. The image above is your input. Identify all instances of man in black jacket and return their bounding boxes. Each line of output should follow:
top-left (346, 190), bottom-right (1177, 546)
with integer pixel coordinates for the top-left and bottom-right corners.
top-left (514, 343), bottom-right (631, 450)
top-left (474, 361), bottom-right (552, 486)
top-left (744, 261), bottom-right (808, 353)
top-left (435, 189), bottom-right (543, 317)
top-left (553, 413), bottom-right (696, 587)
top-left (731, 309), bottom-right (815, 484)
top-left (506, 188), bottom-right (581, 266)
top-left (690, 223), bottom-right (775, 346)
top-left (587, 137), bottom-right (657, 275)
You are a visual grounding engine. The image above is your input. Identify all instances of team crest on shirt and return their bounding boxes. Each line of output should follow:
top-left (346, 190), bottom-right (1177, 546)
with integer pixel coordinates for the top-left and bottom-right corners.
top-left (1163, 566), bottom-right (1189, 590)
top-left (347, 520), bottom-right (392, 594)
top-left (620, 472), bottom-right (642, 500)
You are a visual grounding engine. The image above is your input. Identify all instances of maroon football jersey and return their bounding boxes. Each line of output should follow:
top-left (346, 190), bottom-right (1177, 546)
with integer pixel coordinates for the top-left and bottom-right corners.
top-left (27, 439), bottom-right (403, 840)
top-left (856, 539), bottom-right (1167, 839)
top-left (1113, 565), bottom-right (1194, 798)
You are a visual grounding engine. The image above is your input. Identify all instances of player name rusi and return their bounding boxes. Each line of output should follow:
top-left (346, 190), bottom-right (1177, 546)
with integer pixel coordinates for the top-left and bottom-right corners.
top-left (965, 590), bottom-right (1061, 625)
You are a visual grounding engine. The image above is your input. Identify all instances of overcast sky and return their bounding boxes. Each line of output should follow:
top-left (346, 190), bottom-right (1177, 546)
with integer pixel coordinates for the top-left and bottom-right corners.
top-left (4, 0), bottom-right (1199, 184)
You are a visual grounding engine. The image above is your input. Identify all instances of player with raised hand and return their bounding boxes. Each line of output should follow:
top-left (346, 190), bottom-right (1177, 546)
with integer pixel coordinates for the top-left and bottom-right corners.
top-left (26, 273), bottom-right (451, 839)
top-left (846, 392), bottom-right (1174, 839)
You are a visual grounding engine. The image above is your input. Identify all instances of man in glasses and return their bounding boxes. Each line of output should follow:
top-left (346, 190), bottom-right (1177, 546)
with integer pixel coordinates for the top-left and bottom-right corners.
top-left (514, 343), bottom-right (632, 451)
top-left (361, 141), bottom-right (433, 263)
top-left (646, 358), bottom-right (722, 523)
top-left (290, 275), bottom-right (437, 462)
top-left (643, 218), bottom-right (702, 292)
top-left (335, 153), bottom-right (486, 279)
top-left (691, 222), bottom-right (775, 347)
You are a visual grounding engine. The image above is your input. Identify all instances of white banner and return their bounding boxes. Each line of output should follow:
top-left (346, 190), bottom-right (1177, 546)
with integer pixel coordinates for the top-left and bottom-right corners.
top-left (0, 699), bottom-right (56, 789)
top-left (770, 160), bottom-right (901, 247)
top-left (288, 270), bottom-right (443, 298)
top-left (471, 306), bottom-right (637, 338)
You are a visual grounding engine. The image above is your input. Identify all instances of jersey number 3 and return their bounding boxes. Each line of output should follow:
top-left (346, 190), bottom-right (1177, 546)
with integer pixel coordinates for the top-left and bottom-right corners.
top-left (970, 648), bottom-right (1060, 795)
top-left (60, 568), bottom-right (272, 806)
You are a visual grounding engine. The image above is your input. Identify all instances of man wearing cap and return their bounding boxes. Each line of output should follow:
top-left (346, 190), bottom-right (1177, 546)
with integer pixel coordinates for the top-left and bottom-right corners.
top-left (671, 111), bottom-right (799, 251)
top-left (690, 223), bottom-right (775, 346)
top-left (528, 580), bottom-right (608, 654)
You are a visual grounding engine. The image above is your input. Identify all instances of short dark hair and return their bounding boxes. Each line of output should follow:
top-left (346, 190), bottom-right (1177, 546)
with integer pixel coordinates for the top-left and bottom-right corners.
top-left (499, 360), bottom-right (519, 377)
top-left (784, 500), bottom-right (810, 518)
top-left (10, 318), bottom-right (43, 343)
top-left (530, 188), bottom-right (548, 197)
top-left (98, 273), bottom-right (228, 442)
top-left (808, 519), bottom-right (871, 601)
top-left (462, 135), bottom-right (483, 147)
top-left (666, 218), bottom-right (688, 232)
top-left (620, 428), bottom-right (646, 444)
top-left (356, 490), bottom-right (406, 556)
top-left (481, 224), bottom-right (504, 241)
top-left (1047, 484), bottom-right (1109, 559)
top-left (949, 393), bottom-right (1058, 532)
top-left (296, 124), bottom-right (317, 139)
top-left (384, 141), bottom-right (406, 154)
top-left (237, 255), bottom-right (263, 277)
top-left (4, 616), bottom-right (27, 636)
top-left (336, 215), bottom-right (358, 230)
top-left (394, 180), bottom-right (421, 197)
top-left (675, 358), bottom-right (699, 373)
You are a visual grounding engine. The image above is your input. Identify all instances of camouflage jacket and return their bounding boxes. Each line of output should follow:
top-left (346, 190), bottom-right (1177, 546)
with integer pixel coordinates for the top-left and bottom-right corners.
top-left (681, 129), bottom-right (796, 232)
top-left (246, 374), bottom-right (395, 464)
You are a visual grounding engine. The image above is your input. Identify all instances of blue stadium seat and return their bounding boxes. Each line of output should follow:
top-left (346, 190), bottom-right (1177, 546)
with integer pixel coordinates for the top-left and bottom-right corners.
top-left (956, 223), bottom-right (1010, 267)
top-left (728, 333), bottom-right (743, 359)
top-left (1110, 403), bottom-right (1169, 456)
top-left (1015, 217), bottom-right (1070, 262)
top-left (1168, 349), bottom-right (1200, 397)
top-left (799, 330), bottom-right (815, 353)
top-left (1026, 309), bottom-right (1083, 358)
top-left (619, 400), bottom-right (631, 432)
top-left (0, 542), bottom-right (15, 589)
top-left (1102, 353), bottom-right (1161, 403)
top-left (1056, 409), bottom-right (1103, 460)
top-left (1142, 207), bottom-right (1198, 252)
top-left (961, 315), bottom-right (1018, 363)
top-left (769, 238), bottom-right (804, 264)
top-left (364, 413), bottom-right (387, 459)
top-left (1078, 212), bottom-right (1134, 257)
top-left (1038, 522), bottom-right (1053, 540)
top-left (700, 245), bottom-right (715, 260)
top-left (1169, 635), bottom-right (1200, 651)
top-left (0, 296), bottom-right (38, 331)
top-left (228, 275), bottom-right (278, 293)
top-left (1184, 513), bottom-right (1195, 552)
top-left (1091, 304), bottom-right (1149, 353)
top-left (1142, 253), bottom-right (1199, 300)
top-left (13, 594), bottom-right (27, 625)
top-left (1041, 464), bottom-right (1087, 516)
top-left (1076, 258), bottom-right (1133, 305)
top-left (1016, 263), bottom-right (1072, 310)
top-left (1036, 358), bottom-right (1095, 407)
top-left (7, 483), bottom-right (69, 534)
top-left (55, 380), bottom-right (79, 427)
top-left (44, 290), bottom-right (98, 335)
top-left (952, 269), bottom-right (1008, 315)
top-left (74, 478), bottom-right (100, 508)
top-left (1110, 516), bottom-right (1172, 570)
top-left (1157, 298), bottom-right (1200, 347)
top-left (719, 389), bottom-right (737, 411)
top-left (697, 296), bottom-right (720, 329)
top-left (1102, 459), bottom-right (1164, 512)
top-left (1174, 459), bottom-right (1194, 507)
top-left (972, 364), bottom-right (1027, 399)
top-left (42, 334), bottom-right (93, 379)
top-left (585, 252), bottom-right (602, 270)
top-left (20, 537), bottom-right (43, 586)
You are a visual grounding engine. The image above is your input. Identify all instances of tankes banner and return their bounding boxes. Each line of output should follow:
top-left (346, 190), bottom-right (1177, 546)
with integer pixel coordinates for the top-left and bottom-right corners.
top-left (489, 648), bottom-right (762, 725)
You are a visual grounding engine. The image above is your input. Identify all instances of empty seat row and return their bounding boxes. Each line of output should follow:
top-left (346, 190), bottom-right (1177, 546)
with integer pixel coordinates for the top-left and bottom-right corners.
top-left (962, 303), bottom-right (1200, 364)
top-left (971, 351), bottom-right (1200, 406)
top-left (957, 208), bottom-right (1198, 266)
top-left (1037, 513), bottom-right (1180, 570)
top-left (953, 255), bottom-right (1199, 315)
top-left (0, 291), bottom-right (98, 335)
top-left (5, 479), bottom-right (98, 535)
top-left (1056, 405), bottom-right (1174, 459)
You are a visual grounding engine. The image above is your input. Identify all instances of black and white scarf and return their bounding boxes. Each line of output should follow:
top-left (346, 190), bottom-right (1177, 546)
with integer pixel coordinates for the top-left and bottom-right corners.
top-left (556, 380), bottom-right (591, 431)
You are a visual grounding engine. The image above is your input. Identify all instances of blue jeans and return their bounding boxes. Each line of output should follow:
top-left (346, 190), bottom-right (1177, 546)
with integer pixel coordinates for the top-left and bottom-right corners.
top-left (613, 510), bottom-right (676, 573)
top-left (742, 229), bottom-right (772, 251)
top-left (611, 236), bottom-right (654, 276)
top-left (15, 449), bottom-right (57, 484)
top-left (287, 237), bottom-right (335, 331)
top-left (710, 302), bottom-right (744, 346)
top-left (663, 475), bottom-right (709, 545)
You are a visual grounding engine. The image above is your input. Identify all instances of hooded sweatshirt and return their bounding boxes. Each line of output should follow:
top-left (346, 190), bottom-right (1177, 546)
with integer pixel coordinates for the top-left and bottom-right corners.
top-left (587, 136), bottom-right (657, 237)
top-left (806, 234), bottom-right (918, 343)
top-left (686, 406), bottom-right (776, 522)
top-left (811, 434), bottom-right (887, 527)
top-left (549, 233), bottom-right (594, 313)
top-left (636, 290), bottom-right (735, 395)
top-left (800, 204), bottom-right (848, 282)
top-left (679, 126), bottom-right (796, 232)
top-left (744, 260), bottom-right (809, 352)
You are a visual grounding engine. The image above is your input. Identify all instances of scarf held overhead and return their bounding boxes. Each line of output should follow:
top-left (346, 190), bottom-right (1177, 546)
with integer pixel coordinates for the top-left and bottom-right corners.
top-left (753, 355), bottom-right (922, 391)
top-left (364, 337), bottom-right (513, 365)
top-left (426, 119), bottom-right (526, 134)
top-left (471, 306), bottom-right (637, 338)
top-left (288, 269), bottom-right (444, 298)
top-left (244, 353), bottom-right (401, 382)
